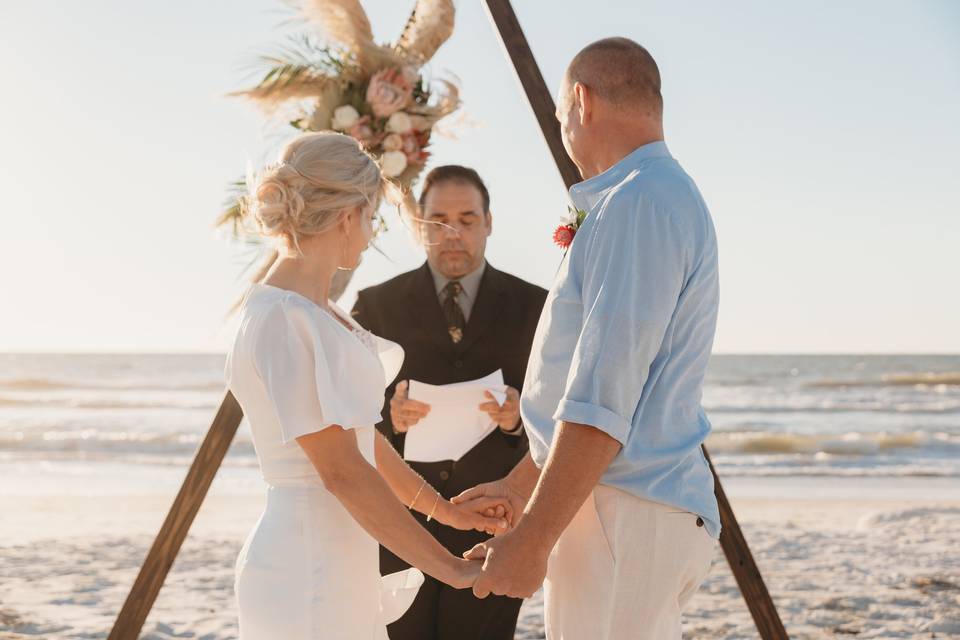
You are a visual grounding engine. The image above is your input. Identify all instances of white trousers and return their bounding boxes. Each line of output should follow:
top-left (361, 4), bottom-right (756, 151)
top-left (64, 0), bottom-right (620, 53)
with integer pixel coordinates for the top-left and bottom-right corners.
top-left (544, 485), bottom-right (716, 640)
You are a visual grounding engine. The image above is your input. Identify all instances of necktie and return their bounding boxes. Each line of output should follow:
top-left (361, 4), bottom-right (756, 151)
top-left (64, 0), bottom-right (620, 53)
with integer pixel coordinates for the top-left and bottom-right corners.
top-left (442, 281), bottom-right (465, 344)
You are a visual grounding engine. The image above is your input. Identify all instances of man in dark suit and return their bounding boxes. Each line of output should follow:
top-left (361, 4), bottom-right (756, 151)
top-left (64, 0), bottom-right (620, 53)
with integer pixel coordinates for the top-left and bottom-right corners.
top-left (352, 165), bottom-right (547, 640)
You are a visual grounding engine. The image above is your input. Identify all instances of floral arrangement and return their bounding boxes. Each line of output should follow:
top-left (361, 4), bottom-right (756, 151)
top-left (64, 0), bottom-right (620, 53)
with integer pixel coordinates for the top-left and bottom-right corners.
top-left (553, 206), bottom-right (588, 250)
top-left (218, 0), bottom-right (460, 232)
top-left (326, 67), bottom-right (434, 179)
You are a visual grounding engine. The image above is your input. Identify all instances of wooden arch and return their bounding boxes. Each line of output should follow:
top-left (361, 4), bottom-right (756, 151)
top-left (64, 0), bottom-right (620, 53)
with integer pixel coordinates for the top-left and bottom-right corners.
top-left (108, 3), bottom-right (788, 638)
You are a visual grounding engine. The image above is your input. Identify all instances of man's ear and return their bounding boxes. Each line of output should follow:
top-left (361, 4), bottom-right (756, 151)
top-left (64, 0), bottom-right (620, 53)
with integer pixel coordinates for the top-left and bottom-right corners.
top-left (485, 210), bottom-right (493, 236)
top-left (575, 82), bottom-right (591, 125)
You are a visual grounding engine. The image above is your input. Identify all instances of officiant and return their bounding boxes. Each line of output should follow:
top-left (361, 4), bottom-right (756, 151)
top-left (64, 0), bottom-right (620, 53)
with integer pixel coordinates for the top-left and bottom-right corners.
top-left (352, 165), bottom-right (547, 640)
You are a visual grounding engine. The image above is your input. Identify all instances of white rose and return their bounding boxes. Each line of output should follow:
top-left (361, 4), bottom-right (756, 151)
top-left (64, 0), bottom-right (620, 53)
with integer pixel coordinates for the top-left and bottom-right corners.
top-left (331, 105), bottom-right (360, 131)
top-left (382, 134), bottom-right (404, 152)
top-left (408, 115), bottom-right (430, 131)
top-left (386, 111), bottom-right (413, 134)
top-left (381, 150), bottom-right (408, 177)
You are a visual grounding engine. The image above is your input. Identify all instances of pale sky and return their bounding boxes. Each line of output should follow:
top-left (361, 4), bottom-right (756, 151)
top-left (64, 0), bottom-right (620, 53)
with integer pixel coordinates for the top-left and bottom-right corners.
top-left (1, 0), bottom-right (958, 354)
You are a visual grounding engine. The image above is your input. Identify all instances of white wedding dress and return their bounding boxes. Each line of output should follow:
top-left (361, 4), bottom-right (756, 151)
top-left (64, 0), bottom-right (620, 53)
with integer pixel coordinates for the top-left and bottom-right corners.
top-left (226, 283), bottom-right (422, 639)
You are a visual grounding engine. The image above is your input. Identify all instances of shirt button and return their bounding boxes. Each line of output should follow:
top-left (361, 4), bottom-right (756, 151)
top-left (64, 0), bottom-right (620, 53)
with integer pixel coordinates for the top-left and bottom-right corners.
top-left (454, 360), bottom-right (463, 368)
top-left (696, 517), bottom-right (704, 528)
top-left (439, 470), bottom-right (450, 481)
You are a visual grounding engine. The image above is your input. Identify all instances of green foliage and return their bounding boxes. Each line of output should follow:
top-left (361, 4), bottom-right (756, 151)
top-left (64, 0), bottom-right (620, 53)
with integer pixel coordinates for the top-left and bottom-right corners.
top-left (216, 177), bottom-right (249, 235)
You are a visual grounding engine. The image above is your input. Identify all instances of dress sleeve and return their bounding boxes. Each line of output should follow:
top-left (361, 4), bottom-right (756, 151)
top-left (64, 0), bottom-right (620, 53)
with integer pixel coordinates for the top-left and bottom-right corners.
top-left (554, 190), bottom-right (690, 444)
top-left (252, 298), bottom-right (381, 443)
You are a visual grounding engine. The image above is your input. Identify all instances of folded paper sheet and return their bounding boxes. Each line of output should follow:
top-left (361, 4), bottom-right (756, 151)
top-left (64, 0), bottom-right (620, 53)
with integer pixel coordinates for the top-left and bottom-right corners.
top-left (404, 370), bottom-right (508, 463)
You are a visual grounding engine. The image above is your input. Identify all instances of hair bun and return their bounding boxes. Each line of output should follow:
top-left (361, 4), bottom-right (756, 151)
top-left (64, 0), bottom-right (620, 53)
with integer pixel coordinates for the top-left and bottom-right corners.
top-left (250, 166), bottom-right (306, 238)
top-left (242, 131), bottom-right (387, 246)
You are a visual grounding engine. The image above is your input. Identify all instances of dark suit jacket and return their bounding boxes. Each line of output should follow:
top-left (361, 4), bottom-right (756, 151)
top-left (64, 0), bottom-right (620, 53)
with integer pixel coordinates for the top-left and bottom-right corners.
top-left (352, 261), bottom-right (547, 563)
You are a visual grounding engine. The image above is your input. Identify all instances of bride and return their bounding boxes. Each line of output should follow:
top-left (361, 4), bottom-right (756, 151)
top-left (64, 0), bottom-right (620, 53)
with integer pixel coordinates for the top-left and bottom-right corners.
top-left (225, 132), bottom-right (510, 639)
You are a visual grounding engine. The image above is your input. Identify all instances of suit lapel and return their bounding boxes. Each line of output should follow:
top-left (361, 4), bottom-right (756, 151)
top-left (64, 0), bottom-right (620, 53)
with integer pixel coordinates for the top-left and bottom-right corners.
top-left (457, 264), bottom-right (506, 355)
top-left (407, 262), bottom-right (457, 358)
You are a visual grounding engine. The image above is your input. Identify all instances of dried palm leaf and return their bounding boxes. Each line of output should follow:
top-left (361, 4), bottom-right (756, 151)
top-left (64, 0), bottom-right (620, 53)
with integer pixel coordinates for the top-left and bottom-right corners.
top-left (215, 178), bottom-right (250, 235)
top-left (303, 80), bottom-right (344, 130)
top-left (395, 0), bottom-right (455, 65)
top-left (232, 35), bottom-right (348, 111)
top-left (234, 70), bottom-right (335, 110)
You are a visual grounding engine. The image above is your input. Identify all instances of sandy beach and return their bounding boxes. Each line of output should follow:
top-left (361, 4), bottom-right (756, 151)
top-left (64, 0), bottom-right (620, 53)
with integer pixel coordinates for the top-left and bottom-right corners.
top-left (3, 353), bottom-right (958, 638)
top-left (2, 469), bottom-right (958, 640)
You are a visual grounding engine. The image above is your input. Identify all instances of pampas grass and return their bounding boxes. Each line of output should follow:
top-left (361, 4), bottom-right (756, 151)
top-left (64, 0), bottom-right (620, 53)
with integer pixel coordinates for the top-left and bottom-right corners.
top-left (395, 0), bottom-right (456, 65)
top-left (219, 0), bottom-right (460, 280)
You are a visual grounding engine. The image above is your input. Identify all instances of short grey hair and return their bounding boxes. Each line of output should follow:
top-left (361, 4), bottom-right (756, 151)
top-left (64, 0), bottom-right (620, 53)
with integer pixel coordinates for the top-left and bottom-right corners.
top-left (567, 37), bottom-right (663, 115)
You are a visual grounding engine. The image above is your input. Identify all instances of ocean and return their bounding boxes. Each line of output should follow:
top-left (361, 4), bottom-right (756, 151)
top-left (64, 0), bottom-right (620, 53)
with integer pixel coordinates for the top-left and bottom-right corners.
top-left (1, 353), bottom-right (958, 481)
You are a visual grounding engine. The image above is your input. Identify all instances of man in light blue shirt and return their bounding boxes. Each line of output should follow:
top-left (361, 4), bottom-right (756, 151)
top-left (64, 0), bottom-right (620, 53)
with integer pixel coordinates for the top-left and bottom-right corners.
top-left (454, 37), bottom-right (720, 638)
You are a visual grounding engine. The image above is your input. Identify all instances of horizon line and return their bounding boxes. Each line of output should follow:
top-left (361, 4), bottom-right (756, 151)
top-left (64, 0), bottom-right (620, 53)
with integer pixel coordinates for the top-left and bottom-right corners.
top-left (1, 350), bottom-right (958, 357)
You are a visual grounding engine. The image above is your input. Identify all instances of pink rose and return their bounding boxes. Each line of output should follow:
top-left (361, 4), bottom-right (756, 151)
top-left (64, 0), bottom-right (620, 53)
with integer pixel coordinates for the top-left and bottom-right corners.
top-left (401, 133), bottom-right (419, 157)
top-left (400, 132), bottom-right (429, 166)
top-left (366, 68), bottom-right (414, 118)
top-left (348, 116), bottom-right (375, 144)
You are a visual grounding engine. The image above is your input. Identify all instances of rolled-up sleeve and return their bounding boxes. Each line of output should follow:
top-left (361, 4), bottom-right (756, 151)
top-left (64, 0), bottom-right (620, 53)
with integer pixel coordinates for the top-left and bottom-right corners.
top-left (554, 192), bottom-right (689, 444)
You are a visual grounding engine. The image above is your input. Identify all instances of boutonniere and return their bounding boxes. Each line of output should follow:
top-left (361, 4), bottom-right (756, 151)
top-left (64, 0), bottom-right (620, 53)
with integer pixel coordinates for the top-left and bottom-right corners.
top-left (553, 206), bottom-right (588, 250)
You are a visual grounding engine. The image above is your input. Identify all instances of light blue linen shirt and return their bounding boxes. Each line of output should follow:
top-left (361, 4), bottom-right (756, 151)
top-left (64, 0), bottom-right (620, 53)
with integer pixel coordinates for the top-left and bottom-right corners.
top-left (520, 141), bottom-right (722, 538)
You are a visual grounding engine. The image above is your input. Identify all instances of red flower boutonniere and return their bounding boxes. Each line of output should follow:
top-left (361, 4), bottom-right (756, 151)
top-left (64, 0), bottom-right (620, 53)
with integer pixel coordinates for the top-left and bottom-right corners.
top-left (553, 206), bottom-right (588, 250)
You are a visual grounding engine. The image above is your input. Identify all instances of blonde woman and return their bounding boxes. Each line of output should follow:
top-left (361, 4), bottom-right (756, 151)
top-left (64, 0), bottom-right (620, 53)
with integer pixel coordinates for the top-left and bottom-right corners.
top-left (225, 132), bottom-right (509, 639)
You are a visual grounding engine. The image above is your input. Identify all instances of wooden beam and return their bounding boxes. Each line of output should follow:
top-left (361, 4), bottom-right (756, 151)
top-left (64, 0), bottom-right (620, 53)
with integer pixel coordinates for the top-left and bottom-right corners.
top-left (703, 447), bottom-right (790, 639)
top-left (482, 1), bottom-right (789, 638)
top-left (108, 391), bottom-right (244, 640)
top-left (483, 0), bottom-right (580, 189)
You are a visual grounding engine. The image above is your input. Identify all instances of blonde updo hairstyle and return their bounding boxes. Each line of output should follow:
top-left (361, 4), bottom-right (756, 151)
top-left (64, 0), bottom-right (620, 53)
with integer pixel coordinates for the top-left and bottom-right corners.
top-left (247, 132), bottom-right (385, 251)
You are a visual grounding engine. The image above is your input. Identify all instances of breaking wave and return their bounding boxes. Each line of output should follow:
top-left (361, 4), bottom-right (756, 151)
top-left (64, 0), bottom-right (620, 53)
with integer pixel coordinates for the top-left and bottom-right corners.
top-left (808, 372), bottom-right (960, 389)
top-left (705, 429), bottom-right (958, 456)
top-left (0, 377), bottom-right (224, 393)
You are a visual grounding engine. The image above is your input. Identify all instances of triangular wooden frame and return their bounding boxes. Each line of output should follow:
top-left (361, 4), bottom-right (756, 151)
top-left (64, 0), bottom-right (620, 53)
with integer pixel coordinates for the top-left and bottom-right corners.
top-left (107, 3), bottom-right (789, 638)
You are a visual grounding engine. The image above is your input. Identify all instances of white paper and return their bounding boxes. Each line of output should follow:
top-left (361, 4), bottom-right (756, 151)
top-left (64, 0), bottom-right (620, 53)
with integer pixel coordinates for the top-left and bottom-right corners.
top-left (488, 387), bottom-right (507, 407)
top-left (404, 370), bottom-right (508, 463)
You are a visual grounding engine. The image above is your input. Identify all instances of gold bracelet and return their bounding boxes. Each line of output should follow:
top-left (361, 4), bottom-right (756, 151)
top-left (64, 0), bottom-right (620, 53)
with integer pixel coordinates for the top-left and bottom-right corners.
top-left (426, 492), bottom-right (442, 522)
top-left (408, 479), bottom-right (427, 510)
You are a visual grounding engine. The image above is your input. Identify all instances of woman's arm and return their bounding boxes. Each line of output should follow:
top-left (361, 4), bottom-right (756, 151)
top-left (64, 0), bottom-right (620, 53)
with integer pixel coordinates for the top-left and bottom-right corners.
top-left (373, 432), bottom-right (511, 534)
top-left (296, 426), bottom-right (490, 588)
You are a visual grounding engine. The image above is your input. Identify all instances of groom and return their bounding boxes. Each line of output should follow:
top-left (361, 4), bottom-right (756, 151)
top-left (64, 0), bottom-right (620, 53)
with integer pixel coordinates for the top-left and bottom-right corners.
top-left (455, 38), bottom-right (721, 638)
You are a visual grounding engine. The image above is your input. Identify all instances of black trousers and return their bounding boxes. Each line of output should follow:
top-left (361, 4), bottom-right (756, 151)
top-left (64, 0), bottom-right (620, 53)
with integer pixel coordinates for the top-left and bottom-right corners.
top-left (382, 517), bottom-right (523, 640)
top-left (381, 444), bottom-right (527, 640)
top-left (386, 571), bottom-right (523, 640)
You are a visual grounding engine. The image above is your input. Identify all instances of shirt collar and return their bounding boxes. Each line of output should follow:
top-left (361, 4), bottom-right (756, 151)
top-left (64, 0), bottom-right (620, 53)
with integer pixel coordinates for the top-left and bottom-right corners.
top-left (569, 140), bottom-right (672, 211)
top-left (428, 260), bottom-right (487, 301)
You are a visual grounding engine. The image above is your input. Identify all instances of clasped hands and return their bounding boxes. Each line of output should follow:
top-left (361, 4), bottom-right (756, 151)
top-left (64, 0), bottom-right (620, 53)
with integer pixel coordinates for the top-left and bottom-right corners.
top-left (450, 478), bottom-right (549, 600)
top-left (390, 379), bottom-right (542, 597)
